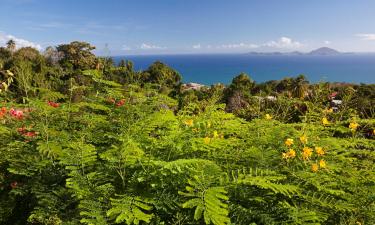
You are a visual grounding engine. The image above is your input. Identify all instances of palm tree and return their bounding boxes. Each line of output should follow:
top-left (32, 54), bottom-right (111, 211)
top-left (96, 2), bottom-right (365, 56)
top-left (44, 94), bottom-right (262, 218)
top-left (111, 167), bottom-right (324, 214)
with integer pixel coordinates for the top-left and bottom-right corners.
top-left (6, 39), bottom-right (16, 53)
top-left (292, 75), bottom-right (309, 99)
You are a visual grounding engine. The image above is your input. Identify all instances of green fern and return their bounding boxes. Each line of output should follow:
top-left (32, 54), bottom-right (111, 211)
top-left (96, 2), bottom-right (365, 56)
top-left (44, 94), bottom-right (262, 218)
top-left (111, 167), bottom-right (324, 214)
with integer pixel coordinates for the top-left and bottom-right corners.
top-left (107, 195), bottom-right (154, 225)
top-left (179, 176), bottom-right (230, 225)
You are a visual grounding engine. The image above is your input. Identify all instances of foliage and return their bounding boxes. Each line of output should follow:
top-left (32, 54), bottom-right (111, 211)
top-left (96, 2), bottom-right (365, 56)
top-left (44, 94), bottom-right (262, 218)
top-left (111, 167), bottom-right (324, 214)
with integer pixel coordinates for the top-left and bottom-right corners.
top-left (0, 41), bottom-right (374, 225)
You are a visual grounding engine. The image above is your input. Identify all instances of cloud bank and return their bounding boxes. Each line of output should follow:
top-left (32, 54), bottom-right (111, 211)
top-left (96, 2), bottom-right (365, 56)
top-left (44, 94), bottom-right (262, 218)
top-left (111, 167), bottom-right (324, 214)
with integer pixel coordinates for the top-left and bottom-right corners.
top-left (194, 37), bottom-right (303, 51)
top-left (0, 32), bottom-right (42, 50)
top-left (356, 33), bottom-right (375, 41)
top-left (140, 43), bottom-right (166, 50)
top-left (263, 37), bottom-right (302, 49)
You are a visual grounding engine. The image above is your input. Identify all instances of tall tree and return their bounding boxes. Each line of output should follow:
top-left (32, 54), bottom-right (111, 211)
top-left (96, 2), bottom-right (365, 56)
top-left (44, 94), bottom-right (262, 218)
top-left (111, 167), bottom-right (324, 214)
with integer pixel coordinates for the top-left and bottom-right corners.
top-left (6, 39), bottom-right (16, 53)
top-left (56, 41), bottom-right (97, 70)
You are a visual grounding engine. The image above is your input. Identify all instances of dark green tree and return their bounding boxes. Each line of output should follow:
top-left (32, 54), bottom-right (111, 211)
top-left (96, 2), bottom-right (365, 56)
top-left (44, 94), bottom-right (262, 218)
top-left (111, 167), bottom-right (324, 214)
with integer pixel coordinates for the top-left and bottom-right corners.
top-left (142, 61), bottom-right (181, 87)
top-left (56, 41), bottom-right (97, 70)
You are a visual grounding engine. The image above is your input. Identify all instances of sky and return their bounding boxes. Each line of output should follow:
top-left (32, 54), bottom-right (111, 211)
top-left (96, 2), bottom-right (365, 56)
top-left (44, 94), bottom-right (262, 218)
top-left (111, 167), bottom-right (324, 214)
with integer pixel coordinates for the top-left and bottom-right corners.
top-left (1, 0), bottom-right (375, 55)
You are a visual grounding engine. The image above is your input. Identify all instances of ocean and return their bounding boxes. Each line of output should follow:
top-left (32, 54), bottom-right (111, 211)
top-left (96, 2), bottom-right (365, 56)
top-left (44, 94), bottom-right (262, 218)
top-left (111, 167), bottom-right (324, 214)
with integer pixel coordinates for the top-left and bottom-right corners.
top-left (113, 54), bottom-right (375, 85)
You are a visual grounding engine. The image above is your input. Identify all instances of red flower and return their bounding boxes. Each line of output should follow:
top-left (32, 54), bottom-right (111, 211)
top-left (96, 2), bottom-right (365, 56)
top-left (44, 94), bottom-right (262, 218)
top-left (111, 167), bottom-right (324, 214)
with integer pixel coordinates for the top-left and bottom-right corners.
top-left (116, 99), bottom-right (126, 107)
top-left (24, 131), bottom-right (37, 137)
top-left (47, 101), bottom-right (60, 108)
top-left (9, 108), bottom-right (24, 120)
top-left (10, 181), bottom-right (18, 189)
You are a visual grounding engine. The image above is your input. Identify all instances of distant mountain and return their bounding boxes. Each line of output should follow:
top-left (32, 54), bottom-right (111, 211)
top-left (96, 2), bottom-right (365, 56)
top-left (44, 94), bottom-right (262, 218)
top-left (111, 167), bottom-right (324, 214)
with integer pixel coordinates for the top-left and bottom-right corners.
top-left (307, 47), bottom-right (340, 55)
top-left (246, 47), bottom-right (342, 56)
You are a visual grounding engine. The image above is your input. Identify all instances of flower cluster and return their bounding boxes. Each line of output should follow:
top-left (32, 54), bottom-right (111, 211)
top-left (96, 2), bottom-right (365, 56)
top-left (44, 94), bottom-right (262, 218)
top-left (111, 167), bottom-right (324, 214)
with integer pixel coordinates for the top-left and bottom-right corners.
top-left (17, 126), bottom-right (37, 138)
top-left (349, 121), bottom-right (359, 132)
top-left (9, 108), bottom-right (24, 120)
top-left (282, 135), bottom-right (327, 172)
top-left (116, 99), bottom-right (126, 107)
top-left (0, 107), bottom-right (6, 118)
top-left (107, 98), bottom-right (126, 107)
top-left (204, 130), bottom-right (224, 144)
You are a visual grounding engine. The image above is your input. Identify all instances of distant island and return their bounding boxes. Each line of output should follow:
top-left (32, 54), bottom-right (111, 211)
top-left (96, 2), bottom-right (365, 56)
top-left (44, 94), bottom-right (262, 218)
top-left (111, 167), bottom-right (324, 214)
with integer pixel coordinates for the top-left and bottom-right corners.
top-left (247, 47), bottom-right (346, 56)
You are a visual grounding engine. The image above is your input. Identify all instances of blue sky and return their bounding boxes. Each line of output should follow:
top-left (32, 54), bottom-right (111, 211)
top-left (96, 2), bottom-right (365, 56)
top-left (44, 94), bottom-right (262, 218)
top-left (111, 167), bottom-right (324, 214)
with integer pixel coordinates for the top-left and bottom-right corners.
top-left (1, 0), bottom-right (375, 55)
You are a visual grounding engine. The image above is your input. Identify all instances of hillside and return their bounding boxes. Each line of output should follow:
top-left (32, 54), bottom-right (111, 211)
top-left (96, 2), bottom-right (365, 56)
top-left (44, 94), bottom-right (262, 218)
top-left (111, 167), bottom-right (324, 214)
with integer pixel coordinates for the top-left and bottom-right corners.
top-left (0, 41), bottom-right (374, 225)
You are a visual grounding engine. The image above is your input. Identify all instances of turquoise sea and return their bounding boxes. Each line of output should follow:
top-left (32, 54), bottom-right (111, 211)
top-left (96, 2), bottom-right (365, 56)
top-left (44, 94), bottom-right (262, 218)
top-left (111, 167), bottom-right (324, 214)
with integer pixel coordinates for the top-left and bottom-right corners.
top-left (114, 54), bottom-right (375, 85)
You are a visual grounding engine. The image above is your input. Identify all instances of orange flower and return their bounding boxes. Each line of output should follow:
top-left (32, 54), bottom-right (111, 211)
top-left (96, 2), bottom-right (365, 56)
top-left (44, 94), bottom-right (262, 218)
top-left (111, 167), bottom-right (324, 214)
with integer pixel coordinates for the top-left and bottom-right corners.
top-left (311, 163), bottom-right (319, 172)
top-left (319, 159), bottom-right (326, 168)
top-left (285, 138), bottom-right (294, 147)
top-left (0, 107), bottom-right (6, 118)
top-left (315, 147), bottom-right (325, 156)
top-left (302, 147), bottom-right (313, 160)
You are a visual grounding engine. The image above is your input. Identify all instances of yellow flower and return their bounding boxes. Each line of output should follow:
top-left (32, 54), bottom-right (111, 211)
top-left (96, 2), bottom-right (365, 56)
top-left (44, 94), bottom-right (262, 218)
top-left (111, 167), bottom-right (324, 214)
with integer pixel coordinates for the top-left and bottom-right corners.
top-left (285, 138), bottom-right (294, 147)
top-left (299, 135), bottom-right (308, 144)
top-left (324, 108), bottom-right (333, 113)
top-left (302, 147), bottom-right (313, 160)
top-left (192, 128), bottom-right (199, 133)
top-left (207, 122), bottom-right (211, 128)
top-left (204, 136), bottom-right (211, 144)
top-left (349, 122), bottom-right (359, 131)
top-left (319, 159), bottom-right (326, 168)
top-left (287, 149), bottom-right (296, 158)
top-left (322, 117), bottom-right (330, 126)
top-left (265, 114), bottom-right (273, 120)
top-left (315, 147), bottom-right (325, 156)
top-left (282, 149), bottom-right (296, 159)
top-left (311, 163), bottom-right (319, 172)
top-left (184, 119), bottom-right (194, 127)
top-left (213, 130), bottom-right (219, 138)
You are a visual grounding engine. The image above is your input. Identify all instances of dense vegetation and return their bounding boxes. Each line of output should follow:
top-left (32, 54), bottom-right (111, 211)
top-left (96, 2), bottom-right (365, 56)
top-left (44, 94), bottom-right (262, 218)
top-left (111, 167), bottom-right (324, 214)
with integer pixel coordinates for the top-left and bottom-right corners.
top-left (0, 41), bottom-right (374, 225)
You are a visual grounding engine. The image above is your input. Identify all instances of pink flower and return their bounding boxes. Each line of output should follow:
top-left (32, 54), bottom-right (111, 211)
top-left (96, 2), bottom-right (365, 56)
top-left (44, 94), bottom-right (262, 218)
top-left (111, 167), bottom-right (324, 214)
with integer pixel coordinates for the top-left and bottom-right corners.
top-left (9, 108), bottom-right (24, 120)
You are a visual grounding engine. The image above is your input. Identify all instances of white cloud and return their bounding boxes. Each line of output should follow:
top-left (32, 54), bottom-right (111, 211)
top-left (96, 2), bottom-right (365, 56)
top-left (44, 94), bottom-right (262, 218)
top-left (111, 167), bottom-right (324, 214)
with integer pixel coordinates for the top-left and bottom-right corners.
top-left (263, 37), bottom-right (302, 49)
top-left (324, 40), bottom-right (331, 45)
top-left (140, 43), bottom-right (166, 50)
top-left (356, 33), bottom-right (375, 41)
top-left (122, 45), bottom-right (131, 51)
top-left (218, 43), bottom-right (258, 49)
top-left (192, 44), bottom-right (201, 49)
top-left (0, 32), bottom-right (42, 50)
